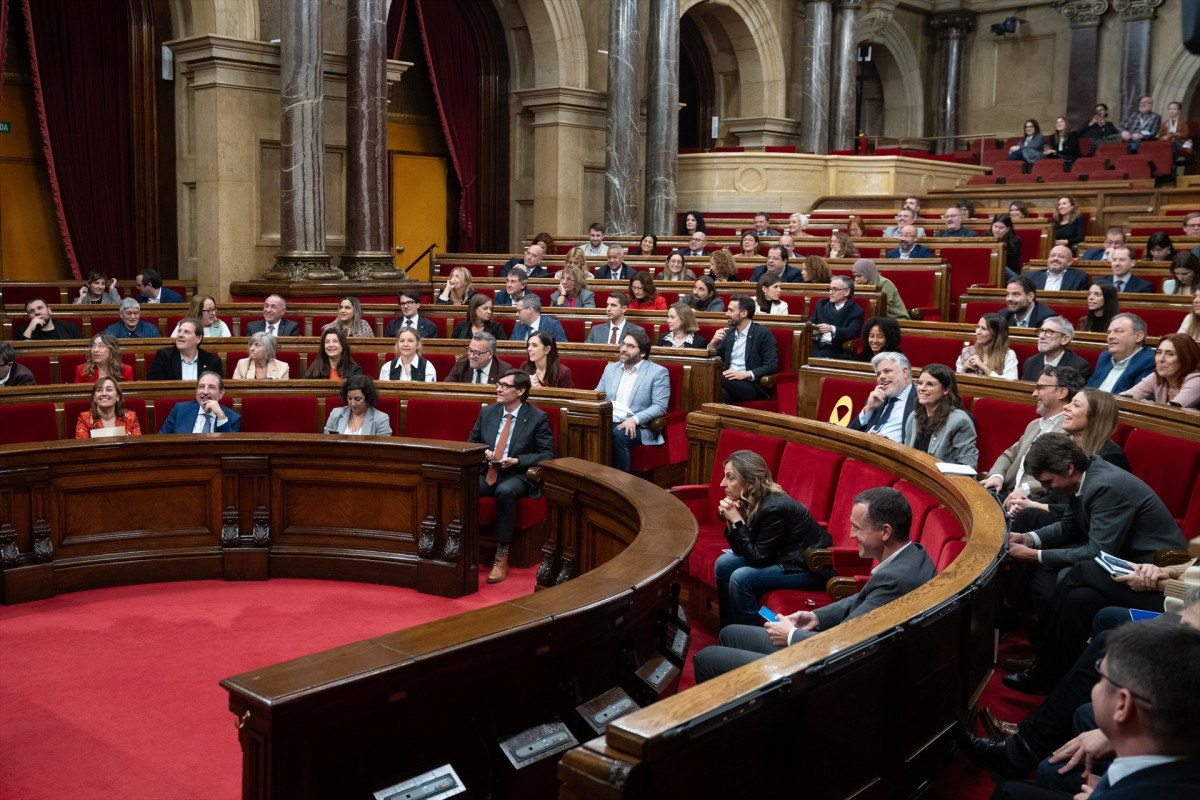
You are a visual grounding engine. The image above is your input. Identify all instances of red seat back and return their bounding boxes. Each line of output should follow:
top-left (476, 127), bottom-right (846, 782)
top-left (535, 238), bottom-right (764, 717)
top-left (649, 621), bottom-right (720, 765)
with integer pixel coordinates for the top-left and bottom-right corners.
top-left (0, 402), bottom-right (59, 443)
top-left (403, 398), bottom-right (483, 441)
top-left (920, 508), bottom-right (966, 573)
top-left (63, 398), bottom-right (148, 437)
top-left (815, 376), bottom-right (875, 424)
top-left (826, 460), bottom-right (898, 544)
top-left (777, 442), bottom-right (844, 526)
top-left (14, 355), bottom-right (53, 385)
top-left (241, 395), bottom-right (319, 433)
top-left (326, 396), bottom-right (400, 435)
top-left (557, 317), bottom-right (587, 342)
top-left (1123, 430), bottom-right (1200, 522)
top-left (559, 357), bottom-right (608, 390)
top-left (892, 480), bottom-right (941, 534)
top-left (970, 399), bottom-right (1039, 476)
top-left (902, 335), bottom-right (967, 370)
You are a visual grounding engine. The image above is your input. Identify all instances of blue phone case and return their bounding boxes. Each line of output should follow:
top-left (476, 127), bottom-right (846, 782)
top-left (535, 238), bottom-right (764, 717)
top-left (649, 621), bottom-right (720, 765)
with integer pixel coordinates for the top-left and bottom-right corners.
top-left (759, 605), bottom-right (778, 622)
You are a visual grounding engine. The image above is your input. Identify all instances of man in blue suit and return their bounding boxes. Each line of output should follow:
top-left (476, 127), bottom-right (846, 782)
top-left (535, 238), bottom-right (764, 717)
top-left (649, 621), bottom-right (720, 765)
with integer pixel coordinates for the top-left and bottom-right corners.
top-left (509, 295), bottom-right (567, 342)
top-left (885, 225), bottom-right (934, 259)
top-left (1027, 245), bottom-right (1091, 292)
top-left (136, 268), bottom-right (184, 304)
top-left (935, 206), bottom-right (978, 237)
top-left (809, 276), bottom-right (864, 358)
top-left (708, 294), bottom-right (778, 403)
top-left (1088, 313), bottom-right (1155, 393)
top-left (748, 245), bottom-right (804, 283)
top-left (693, 487), bottom-right (936, 682)
top-left (594, 329), bottom-right (670, 473)
top-left (1081, 227), bottom-right (1126, 261)
top-left (848, 351), bottom-right (917, 443)
top-left (158, 371), bottom-right (241, 433)
top-left (1093, 247), bottom-right (1154, 294)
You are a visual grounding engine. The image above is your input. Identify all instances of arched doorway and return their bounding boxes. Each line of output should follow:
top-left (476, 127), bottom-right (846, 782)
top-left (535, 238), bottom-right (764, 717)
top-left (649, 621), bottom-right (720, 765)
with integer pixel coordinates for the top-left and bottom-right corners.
top-left (679, 14), bottom-right (715, 151)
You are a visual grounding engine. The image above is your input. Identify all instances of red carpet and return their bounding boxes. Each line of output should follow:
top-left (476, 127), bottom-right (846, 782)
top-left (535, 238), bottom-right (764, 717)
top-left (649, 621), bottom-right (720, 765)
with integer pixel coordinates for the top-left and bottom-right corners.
top-left (0, 568), bottom-right (538, 800)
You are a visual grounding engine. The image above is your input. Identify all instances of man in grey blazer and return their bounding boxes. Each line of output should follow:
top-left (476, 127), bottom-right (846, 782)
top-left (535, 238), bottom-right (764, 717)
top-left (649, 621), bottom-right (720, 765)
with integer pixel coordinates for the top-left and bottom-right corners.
top-left (586, 293), bottom-right (646, 345)
top-left (882, 207), bottom-right (925, 238)
top-left (469, 369), bottom-right (556, 583)
top-left (693, 487), bottom-right (937, 682)
top-left (1008, 433), bottom-right (1187, 615)
top-left (980, 365), bottom-right (1085, 503)
top-left (594, 329), bottom-right (670, 472)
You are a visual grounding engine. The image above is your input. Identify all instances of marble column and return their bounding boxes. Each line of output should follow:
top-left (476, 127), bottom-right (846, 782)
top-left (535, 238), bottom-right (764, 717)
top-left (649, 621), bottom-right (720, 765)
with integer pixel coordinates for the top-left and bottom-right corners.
top-left (1116, 0), bottom-right (1164, 116)
top-left (643, 0), bottom-right (679, 237)
top-left (604, 0), bottom-right (640, 236)
top-left (930, 11), bottom-right (976, 155)
top-left (801, 0), bottom-right (832, 155)
top-left (1058, 1), bottom-right (1109, 129)
top-left (340, 0), bottom-right (398, 280)
top-left (266, 0), bottom-right (342, 280)
top-left (828, 0), bottom-right (861, 152)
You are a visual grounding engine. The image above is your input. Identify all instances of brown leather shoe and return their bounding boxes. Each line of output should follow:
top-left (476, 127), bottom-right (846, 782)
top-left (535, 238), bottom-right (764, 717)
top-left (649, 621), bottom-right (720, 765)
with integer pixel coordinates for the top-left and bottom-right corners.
top-left (487, 554), bottom-right (509, 584)
top-left (980, 707), bottom-right (1019, 740)
top-left (1002, 656), bottom-right (1036, 672)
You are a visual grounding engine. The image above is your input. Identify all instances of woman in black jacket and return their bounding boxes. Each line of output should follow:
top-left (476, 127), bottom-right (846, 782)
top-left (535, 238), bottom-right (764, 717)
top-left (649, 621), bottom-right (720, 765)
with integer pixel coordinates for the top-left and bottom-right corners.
top-left (713, 450), bottom-right (833, 628)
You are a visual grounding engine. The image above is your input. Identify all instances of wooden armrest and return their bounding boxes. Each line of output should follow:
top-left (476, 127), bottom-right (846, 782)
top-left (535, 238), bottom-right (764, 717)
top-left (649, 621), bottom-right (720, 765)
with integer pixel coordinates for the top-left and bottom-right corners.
top-left (759, 374), bottom-right (777, 389)
top-left (526, 465), bottom-right (544, 485)
top-left (646, 415), bottom-right (667, 434)
top-left (1155, 548), bottom-right (1192, 568)
top-left (909, 308), bottom-right (925, 321)
top-left (825, 576), bottom-right (860, 602)
top-left (806, 548), bottom-right (832, 571)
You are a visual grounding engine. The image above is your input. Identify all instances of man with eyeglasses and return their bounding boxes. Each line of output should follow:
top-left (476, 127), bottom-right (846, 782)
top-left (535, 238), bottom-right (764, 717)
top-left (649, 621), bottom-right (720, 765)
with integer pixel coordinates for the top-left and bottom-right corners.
top-left (809, 276), bottom-right (863, 359)
top-left (1022, 317), bottom-right (1093, 381)
top-left (0, 342), bottom-right (37, 386)
top-left (469, 369), bottom-right (555, 583)
top-left (935, 206), bottom-right (978, 237)
top-left (104, 298), bottom-right (161, 339)
top-left (444, 331), bottom-right (513, 384)
top-left (498, 241), bottom-right (547, 279)
top-left (136, 268), bottom-right (184, 304)
top-left (1028, 245), bottom-right (1091, 292)
top-left (980, 365), bottom-right (1085, 503)
top-left (384, 289), bottom-right (438, 338)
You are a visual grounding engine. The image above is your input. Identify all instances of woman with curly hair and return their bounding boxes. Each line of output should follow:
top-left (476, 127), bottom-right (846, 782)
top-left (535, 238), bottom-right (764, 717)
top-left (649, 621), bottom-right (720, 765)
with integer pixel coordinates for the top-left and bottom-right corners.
top-left (712, 449), bottom-right (832, 628)
top-left (679, 210), bottom-right (708, 236)
top-left (324, 374), bottom-right (391, 435)
top-left (709, 248), bottom-right (740, 282)
top-left (855, 317), bottom-right (903, 362)
top-left (826, 231), bottom-right (858, 259)
top-left (801, 255), bottom-right (831, 284)
top-left (75, 333), bottom-right (133, 383)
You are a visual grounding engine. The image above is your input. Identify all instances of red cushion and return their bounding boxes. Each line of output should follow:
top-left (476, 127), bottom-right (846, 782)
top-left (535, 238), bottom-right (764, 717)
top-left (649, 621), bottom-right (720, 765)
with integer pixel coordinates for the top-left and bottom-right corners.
top-left (63, 398), bottom-right (147, 437)
top-left (893, 480), bottom-right (941, 533)
top-left (919, 508), bottom-right (965, 571)
top-left (903, 335), bottom-right (971, 370)
top-left (972, 399), bottom-right (1039, 475)
top-left (0, 402), bottom-right (58, 443)
top-left (559, 357), bottom-right (607, 390)
top-left (404, 397), bottom-right (483, 441)
top-left (241, 395), bottom-right (319, 433)
top-left (826, 460), bottom-right (898, 545)
top-left (815, 376), bottom-right (875, 425)
top-left (1123, 430), bottom-right (1200, 521)
top-left (777, 442), bottom-right (844, 526)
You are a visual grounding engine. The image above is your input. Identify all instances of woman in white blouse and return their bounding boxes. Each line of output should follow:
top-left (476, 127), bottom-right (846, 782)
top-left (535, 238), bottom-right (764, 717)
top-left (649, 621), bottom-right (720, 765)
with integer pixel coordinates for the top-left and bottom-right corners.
top-left (754, 273), bottom-right (789, 315)
top-left (957, 313), bottom-right (1018, 379)
top-left (378, 328), bottom-right (437, 382)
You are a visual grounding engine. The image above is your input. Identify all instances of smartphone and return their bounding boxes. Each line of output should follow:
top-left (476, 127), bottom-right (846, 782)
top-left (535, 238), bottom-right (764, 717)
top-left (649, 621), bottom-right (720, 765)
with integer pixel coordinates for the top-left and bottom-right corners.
top-left (759, 606), bottom-right (779, 622)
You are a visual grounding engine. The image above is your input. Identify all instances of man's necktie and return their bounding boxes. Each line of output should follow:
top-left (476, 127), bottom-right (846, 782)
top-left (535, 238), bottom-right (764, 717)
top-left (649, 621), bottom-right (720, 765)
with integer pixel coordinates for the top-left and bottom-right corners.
top-left (1116, 279), bottom-right (1125, 292)
top-left (405, 319), bottom-right (413, 328)
top-left (609, 325), bottom-right (618, 345)
top-left (870, 396), bottom-right (898, 432)
top-left (474, 368), bottom-right (484, 384)
top-left (267, 324), bottom-right (275, 336)
top-left (201, 413), bottom-right (213, 433)
top-left (487, 413), bottom-right (513, 486)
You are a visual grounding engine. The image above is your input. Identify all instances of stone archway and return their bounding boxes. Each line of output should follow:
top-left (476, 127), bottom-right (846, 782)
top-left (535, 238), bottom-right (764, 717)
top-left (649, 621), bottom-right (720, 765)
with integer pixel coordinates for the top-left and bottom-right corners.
top-left (681, 0), bottom-right (787, 120)
top-left (856, 9), bottom-right (924, 140)
top-left (1153, 43), bottom-right (1200, 120)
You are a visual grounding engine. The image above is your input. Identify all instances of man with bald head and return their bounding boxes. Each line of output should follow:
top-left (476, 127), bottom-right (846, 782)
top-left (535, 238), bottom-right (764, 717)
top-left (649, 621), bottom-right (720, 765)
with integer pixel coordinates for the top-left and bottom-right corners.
top-left (885, 225), bottom-right (934, 259)
top-left (1027, 245), bottom-right (1091, 292)
top-left (499, 241), bottom-right (548, 279)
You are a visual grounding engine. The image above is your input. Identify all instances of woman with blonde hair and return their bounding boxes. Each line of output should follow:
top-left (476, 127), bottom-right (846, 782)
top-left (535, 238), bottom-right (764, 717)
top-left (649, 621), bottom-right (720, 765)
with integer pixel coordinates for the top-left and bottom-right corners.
top-left (712, 449), bottom-right (832, 628)
top-left (551, 265), bottom-right (596, 308)
top-left (75, 333), bottom-right (133, 383)
top-left (172, 294), bottom-right (231, 338)
top-left (658, 303), bottom-right (708, 348)
top-left (708, 249), bottom-right (740, 282)
top-left (233, 332), bottom-right (290, 379)
top-left (958, 313), bottom-right (1018, 379)
top-left (379, 328), bottom-right (436, 382)
top-left (74, 377), bottom-right (142, 438)
top-left (559, 246), bottom-right (589, 279)
top-left (436, 266), bottom-right (477, 305)
top-left (787, 213), bottom-right (813, 238)
top-left (323, 296), bottom-right (374, 337)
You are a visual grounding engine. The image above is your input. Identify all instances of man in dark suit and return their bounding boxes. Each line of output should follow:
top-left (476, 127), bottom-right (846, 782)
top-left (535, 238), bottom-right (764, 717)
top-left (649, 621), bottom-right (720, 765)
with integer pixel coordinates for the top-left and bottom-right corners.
top-left (509, 295), bottom-right (567, 342)
top-left (809, 276), bottom-right (864, 358)
top-left (136, 268), bottom-right (184, 304)
top-left (678, 231), bottom-right (708, 257)
top-left (748, 245), bottom-right (804, 283)
top-left (594, 245), bottom-right (635, 281)
top-left (585, 293), bottom-right (646, 344)
top-left (1093, 247), bottom-right (1154, 293)
top-left (848, 351), bottom-right (916, 443)
top-left (693, 487), bottom-right (936, 682)
top-left (469, 369), bottom-right (556, 583)
top-left (245, 295), bottom-right (302, 337)
top-left (384, 289), bottom-right (440, 338)
top-left (147, 318), bottom-right (223, 380)
top-left (497, 242), bottom-right (547, 279)
top-left (935, 206), bottom-right (978, 237)
top-left (885, 225), bottom-right (935, 259)
top-left (444, 331), bottom-right (514, 384)
top-left (1081, 227), bottom-right (1126, 261)
top-left (0, 342), bottom-right (36, 386)
top-left (1021, 318), bottom-right (1093, 381)
top-left (494, 268), bottom-right (530, 307)
top-left (708, 294), bottom-right (778, 404)
top-left (1087, 313), bottom-right (1155, 393)
top-left (1002, 276), bottom-right (1057, 329)
top-left (1007, 433), bottom-right (1186, 617)
top-left (1027, 245), bottom-right (1091, 292)
top-left (157, 371), bottom-right (242, 433)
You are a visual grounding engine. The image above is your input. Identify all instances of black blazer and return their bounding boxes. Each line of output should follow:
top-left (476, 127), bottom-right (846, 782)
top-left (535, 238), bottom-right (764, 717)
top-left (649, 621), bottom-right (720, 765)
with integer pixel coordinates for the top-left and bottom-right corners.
top-left (595, 263), bottom-right (634, 281)
top-left (809, 298), bottom-right (865, 359)
top-left (723, 493), bottom-right (831, 571)
top-left (1000, 301), bottom-right (1057, 329)
top-left (147, 346), bottom-right (223, 381)
top-left (1087, 757), bottom-right (1200, 799)
top-left (714, 322), bottom-right (778, 381)
top-left (246, 318), bottom-right (302, 337)
top-left (451, 319), bottom-right (506, 341)
top-left (1021, 349), bottom-right (1093, 382)
top-left (444, 356), bottom-right (515, 384)
top-left (1094, 274), bottom-right (1155, 294)
top-left (384, 315), bottom-right (440, 339)
top-left (468, 402), bottom-right (556, 494)
top-left (1028, 268), bottom-right (1091, 292)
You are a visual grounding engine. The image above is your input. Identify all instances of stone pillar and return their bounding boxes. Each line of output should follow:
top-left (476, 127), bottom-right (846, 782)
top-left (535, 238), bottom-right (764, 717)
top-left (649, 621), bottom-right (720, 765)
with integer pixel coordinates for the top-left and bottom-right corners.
top-left (643, 0), bottom-right (680, 237)
top-left (340, 0), bottom-right (399, 280)
top-left (828, 0), bottom-right (861, 152)
top-left (801, 0), bottom-right (832, 154)
top-left (930, 11), bottom-right (976, 155)
top-left (1116, 0), bottom-right (1164, 115)
top-left (604, 0), bottom-right (640, 236)
top-left (1058, 1), bottom-right (1110, 130)
top-left (265, 0), bottom-right (342, 280)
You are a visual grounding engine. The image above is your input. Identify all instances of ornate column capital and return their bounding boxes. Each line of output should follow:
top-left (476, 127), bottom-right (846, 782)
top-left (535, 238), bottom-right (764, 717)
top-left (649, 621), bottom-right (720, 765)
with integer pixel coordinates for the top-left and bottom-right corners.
top-left (1053, 0), bottom-right (1110, 27)
top-left (832, 0), bottom-right (862, 9)
top-left (930, 9), bottom-right (976, 40)
top-left (1113, 0), bottom-right (1164, 22)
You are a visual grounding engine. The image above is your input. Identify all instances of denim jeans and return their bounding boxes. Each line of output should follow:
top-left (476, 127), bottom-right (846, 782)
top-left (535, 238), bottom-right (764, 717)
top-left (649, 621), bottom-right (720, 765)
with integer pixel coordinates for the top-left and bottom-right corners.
top-left (715, 552), bottom-right (833, 629)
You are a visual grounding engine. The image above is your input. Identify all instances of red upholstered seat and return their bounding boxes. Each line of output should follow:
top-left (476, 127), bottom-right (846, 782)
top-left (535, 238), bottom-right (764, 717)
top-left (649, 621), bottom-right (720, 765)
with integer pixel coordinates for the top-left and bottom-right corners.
top-left (423, 352), bottom-right (457, 379)
top-left (1006, 174), bottom-right (1040, 184)
top-left (1094, 142), bottom-right (1129, 162)
top-left (1128, 305), bottom-right (1183, 336)
top-left (1071, 157), bottom-right (1107, 174)
top-left (967, 175), bottom-right (999, 186)
top-left (893, 480), bottom-right (940, 534)
top-left (777, 442), bottom-right (844, 527)
top-left (1123, 430), bottom-right (1200, 525)
top-left (240, 395), bottom-right (318, 433)
top-left (1114, 156), bottom-right (1152, 181)
top-left (815, 375), bottom-right (875, 426)
top-left (1076, 137), bottom-right (1094, 157)
top-left (1043, 171), bottom-right (1075, 184)
top-left (556, 317), bottom-right (587, 343)
top-left (903, 334), bottom-right (971, 370)
top-left (2, 284), bottom-right (64, 307)
top-left (326, 396), bottom-right (400, 436)
top-left (403, 397), bottom-right (484, 441)
top-left (1182, 475), bottom-right (1200, 538)
top-left (941, 245), bottom-right (1002, 299)
top-left (991, 162), bottom-right (1026, 180)
top-left (920, 507), bottom-right (967, 573)
top-left (628, 362), bottom-right (688, 478)
top-left (63, 398), bottom-right (147, 437)
top-left (972, 398), bottom-right (1039, 475)
top-left (558, 357), bottom-right (606, 390)
top-left (0, 402), bottom-right (59, 443)
top-left (1031, 159), bottom-right (1067, 179)
top-left (11, 356), bottom-right (49, 386)
top-left (1136, 141), bottom-right (1174, 175)
top-left (880, 269), bottom-right (937, 319)
top-left (824, 459), bottom-right (898, 562)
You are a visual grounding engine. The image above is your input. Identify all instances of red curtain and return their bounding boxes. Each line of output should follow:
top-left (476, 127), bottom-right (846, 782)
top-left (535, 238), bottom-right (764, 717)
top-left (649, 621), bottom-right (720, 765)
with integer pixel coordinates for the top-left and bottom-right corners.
top-left (23, 0), bottom-right (134, 279)
top-left (0, 0), bottom-right (10, 110)
top-left (389, 0), bottom-right (479, 252)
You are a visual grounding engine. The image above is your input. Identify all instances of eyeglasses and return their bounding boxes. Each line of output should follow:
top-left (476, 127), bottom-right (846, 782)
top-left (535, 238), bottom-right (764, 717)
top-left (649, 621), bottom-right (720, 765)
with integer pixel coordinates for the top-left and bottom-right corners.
top-left (466, 348), bottom-right (490, 358)
top-left (399, 300), bottom-right (417, 307)
top-left (1033, 383), bottom-right (1060, 392)
top-left (1037, 329), bottom-right (1066, 337)
top-left (1094, 658), bottom-right (1154, 706)
top-left (496, 382), bottom-right (517, 390)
